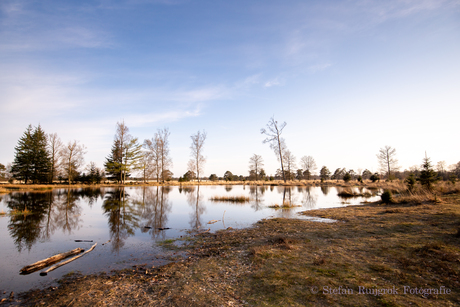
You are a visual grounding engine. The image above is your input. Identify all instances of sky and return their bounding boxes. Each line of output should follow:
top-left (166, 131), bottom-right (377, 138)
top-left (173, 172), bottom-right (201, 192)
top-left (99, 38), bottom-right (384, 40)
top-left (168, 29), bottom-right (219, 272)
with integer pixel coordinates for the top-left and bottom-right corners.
top-left (1, 0), bottom-right (459, 178)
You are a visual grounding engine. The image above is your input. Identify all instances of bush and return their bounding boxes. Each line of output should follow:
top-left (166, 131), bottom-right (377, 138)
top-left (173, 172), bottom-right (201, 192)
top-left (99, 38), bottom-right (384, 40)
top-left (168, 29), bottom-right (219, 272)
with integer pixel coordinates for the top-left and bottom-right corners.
top-left (405, 174), bottom-right (416, 192)
top-left (370, 173), bottom-right (380, 183)
top-left (343, 172), bottom-right (352, 183)
top-left (381, 190), bottom-right (393, 203)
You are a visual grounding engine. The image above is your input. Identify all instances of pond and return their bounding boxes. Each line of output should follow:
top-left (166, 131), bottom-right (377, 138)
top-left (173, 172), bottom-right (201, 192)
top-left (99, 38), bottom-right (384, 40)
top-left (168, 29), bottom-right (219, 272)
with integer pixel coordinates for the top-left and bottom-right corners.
top-left (0, 185), bottom-right (381, 294)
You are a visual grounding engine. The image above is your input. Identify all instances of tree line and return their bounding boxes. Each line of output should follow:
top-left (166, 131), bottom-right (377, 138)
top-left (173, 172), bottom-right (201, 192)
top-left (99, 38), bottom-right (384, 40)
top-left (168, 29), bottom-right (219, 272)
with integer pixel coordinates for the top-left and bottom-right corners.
top-left (1, 119), bottom-right (459, 184)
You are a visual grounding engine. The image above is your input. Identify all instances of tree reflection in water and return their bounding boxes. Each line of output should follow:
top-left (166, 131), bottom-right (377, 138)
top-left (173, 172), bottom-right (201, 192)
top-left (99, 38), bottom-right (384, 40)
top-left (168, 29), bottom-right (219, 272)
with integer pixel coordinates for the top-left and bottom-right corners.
top-left (39, 190), bottom-right (58, 242)
top-left (133, 186), bottom-right (172, 241)
top-left (321, 185), bottom-right (330, 195)
top-left (186, 186), bottom-right (206, 230)
top-left (300, 186), bottom-right (317, 209)
top-left (53, 189), bottom-right (83, 234)
top-left (103, 188), bottom-right (139, 253)
top-left (249, 186), bottom-right (265, 211)
top-left (6, 192), bottom-right (50, 252)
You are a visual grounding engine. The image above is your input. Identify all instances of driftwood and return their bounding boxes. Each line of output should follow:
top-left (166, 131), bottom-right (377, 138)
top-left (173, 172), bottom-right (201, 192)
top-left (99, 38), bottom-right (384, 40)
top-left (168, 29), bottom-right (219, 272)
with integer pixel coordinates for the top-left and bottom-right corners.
top-left (74, 240), bottom-right (93, 242)
top-left (195, 228), bottom-right (211, 236)
top-left (40, 243), bottom-right (97, 276)
top-left (19, 248), bottom-right (84, 275)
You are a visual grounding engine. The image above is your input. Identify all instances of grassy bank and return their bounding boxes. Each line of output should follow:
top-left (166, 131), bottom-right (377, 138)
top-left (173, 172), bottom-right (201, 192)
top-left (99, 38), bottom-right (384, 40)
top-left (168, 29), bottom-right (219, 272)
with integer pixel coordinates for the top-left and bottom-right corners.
top-left (10, 189), bottom-right (460, 306)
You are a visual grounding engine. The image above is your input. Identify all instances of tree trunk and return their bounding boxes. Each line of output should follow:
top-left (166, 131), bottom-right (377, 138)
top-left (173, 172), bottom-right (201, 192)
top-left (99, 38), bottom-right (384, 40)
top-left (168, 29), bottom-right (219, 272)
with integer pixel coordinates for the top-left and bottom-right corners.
top-left (40, 244), bottom-right (97, 276)
top-left (20, 248), bottom-right (84, 274)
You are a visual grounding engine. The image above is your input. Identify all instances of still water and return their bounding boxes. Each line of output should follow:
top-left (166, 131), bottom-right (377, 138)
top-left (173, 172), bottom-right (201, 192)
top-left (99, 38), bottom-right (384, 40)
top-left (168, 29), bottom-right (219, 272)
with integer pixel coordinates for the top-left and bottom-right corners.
top-left (0, 185), bottom-right (380, 294)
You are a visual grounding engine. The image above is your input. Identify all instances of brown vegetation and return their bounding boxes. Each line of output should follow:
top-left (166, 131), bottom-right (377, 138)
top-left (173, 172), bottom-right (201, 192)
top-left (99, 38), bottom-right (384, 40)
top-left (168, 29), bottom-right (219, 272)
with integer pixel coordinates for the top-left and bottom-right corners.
top-left (209, 195), bottom-right (250, 203)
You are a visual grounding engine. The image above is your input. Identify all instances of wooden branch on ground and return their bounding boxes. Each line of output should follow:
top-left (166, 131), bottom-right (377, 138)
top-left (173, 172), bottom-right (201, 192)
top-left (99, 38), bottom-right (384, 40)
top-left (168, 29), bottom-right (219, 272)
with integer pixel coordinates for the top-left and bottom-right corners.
top-left (40, 243), bottom-right (97, 276)
top-left (19, 248), bottom-right (84, 275)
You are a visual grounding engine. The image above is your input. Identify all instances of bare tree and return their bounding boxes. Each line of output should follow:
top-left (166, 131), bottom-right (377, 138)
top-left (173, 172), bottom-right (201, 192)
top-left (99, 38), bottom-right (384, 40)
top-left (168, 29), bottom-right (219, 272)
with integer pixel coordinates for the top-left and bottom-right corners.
top-left (377, 145), bottom-right (399, 180)
top-left (436, 161), bottom-right (446, 174)
top-left (143, 128), bottom-right (173, 183)
top-left (143, 138), bottom-right (160, 182)
top-left (249, 154), bottom-right (264, 181)
top-left (61, 140), bottom-right (86, 184)
top-left (157, 128), bottom-right (172, 183)
top-left (138, 151), bottom-right (154, 183)
top-left (283, 150), bottom-right (296, 180)
top-left (47, 133), bottom-right (63, 183)
top-left (189, 130), bottom-right (207, 183)
top-left (300, 156), bottom-right (317, 180)
top-left (261, 117), bottom-right (287, 183)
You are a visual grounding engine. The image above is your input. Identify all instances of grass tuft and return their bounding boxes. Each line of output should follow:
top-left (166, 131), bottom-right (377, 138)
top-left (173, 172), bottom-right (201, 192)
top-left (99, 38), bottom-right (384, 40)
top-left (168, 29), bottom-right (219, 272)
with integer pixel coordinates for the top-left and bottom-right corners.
top-left (268, 201), bottom-right (301, 209)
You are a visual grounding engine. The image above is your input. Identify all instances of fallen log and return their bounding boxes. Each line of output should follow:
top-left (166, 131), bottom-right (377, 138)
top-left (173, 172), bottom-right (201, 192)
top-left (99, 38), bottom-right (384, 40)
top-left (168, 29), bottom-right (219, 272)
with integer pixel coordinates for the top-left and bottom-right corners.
top-left (40, 243), bottom-right (97, 276)
top-left (74, 240), bottom-right (93, 242)
top-left (20, 248), bottom-right (84, 275)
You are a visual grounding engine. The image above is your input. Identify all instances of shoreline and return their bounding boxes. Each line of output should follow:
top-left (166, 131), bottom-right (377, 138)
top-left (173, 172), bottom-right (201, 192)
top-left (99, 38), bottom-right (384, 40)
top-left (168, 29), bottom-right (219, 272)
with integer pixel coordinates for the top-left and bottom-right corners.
top-left (0, 179), bottom-right (398, 194)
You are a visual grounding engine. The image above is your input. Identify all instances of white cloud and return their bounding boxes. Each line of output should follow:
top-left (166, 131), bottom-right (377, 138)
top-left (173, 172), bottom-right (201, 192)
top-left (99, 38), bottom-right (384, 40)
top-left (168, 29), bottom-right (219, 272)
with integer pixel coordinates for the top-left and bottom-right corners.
top-left (264, 78), bottom-right (282, 88)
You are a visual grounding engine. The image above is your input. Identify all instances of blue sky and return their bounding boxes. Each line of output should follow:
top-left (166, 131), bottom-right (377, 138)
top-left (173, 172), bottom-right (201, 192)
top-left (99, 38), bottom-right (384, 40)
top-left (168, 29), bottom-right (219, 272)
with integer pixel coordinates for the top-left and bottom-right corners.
top-left (1, 0), bottom-right (459, 178)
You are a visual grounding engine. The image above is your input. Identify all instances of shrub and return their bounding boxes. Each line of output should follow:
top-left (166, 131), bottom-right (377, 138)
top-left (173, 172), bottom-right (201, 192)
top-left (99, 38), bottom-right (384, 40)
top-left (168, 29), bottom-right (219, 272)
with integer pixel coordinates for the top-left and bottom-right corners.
top-left (405, 174), bottom-right (416, 192)
top-left (343, 172), bottom-right (352, 183)
top-left (370, 173), bottom-right (380, 183)
top-left (381, 190), bottom-right (393, 203)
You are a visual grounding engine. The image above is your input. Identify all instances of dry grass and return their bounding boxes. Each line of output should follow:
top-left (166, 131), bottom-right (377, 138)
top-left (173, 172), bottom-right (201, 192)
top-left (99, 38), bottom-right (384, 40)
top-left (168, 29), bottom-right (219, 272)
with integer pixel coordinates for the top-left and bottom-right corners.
top-left (392, 189), bottom-right (441, 204)
top-left (336, 188), bottom-right (373, 198)
top-left (209, 195), bottom-right (250, 203)
top-left (268, 201), bottom-right (301, 209)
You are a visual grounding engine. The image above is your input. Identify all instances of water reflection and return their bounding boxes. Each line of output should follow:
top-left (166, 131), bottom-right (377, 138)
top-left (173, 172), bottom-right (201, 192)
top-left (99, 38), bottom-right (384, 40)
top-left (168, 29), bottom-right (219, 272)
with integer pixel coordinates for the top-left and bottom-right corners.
top-left (134, 186), bottom-right (172, 240)
top-left (249, 186), bottom-right (265, 211)
top-left (186, 186), bottom-right (206, 229)
top-left (54, 190), bottom-right (83, 234)
top-left (321, 186), bottom-right (330, 195)
top-left (103, 188), bottom-right (139, 253)
top-left (301, 187), bottom-right (317, 209)
top-left (7, 192), bottom-right (50, 252)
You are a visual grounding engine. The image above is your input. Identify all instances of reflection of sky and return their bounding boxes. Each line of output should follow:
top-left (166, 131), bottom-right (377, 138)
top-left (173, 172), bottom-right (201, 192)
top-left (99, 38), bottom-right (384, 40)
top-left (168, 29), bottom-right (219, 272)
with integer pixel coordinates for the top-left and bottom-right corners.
top-left (0, 186), bottom-right (380, 295)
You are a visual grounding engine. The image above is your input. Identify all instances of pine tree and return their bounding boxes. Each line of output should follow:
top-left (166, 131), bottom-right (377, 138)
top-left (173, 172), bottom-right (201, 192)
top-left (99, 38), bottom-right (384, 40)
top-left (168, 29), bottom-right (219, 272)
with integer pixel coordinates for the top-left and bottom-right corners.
top-left (417, 153), bottom-right (438, 190)
top-left (11, 125), bottom-right (50, 183)
top-left (105, 139), bottom-right (123, 182)
top-left (31, 125), bottom-right (50, 183)
top-left (11, 125), bottom-right (34, 183)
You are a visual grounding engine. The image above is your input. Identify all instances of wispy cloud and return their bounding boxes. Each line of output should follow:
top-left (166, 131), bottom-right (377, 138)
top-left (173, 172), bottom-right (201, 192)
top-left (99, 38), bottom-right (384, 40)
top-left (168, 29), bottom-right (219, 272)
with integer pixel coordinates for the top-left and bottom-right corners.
top-left (308, 63), bottom-right (332, 73)
top-left (264, 78), bottom-right (282, 88)
top-left (0, 1), bottom-right (113, 52)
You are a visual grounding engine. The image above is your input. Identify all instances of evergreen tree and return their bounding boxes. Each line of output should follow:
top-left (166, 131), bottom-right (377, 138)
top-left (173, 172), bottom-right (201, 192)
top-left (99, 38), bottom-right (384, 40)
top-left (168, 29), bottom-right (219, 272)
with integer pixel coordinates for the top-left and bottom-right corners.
top-left (11, 125), bottom-right (50, 183)
top-left (105, 139), bottom-right (123, 182)
top-left (417, 154), bottom-right (438, 190)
